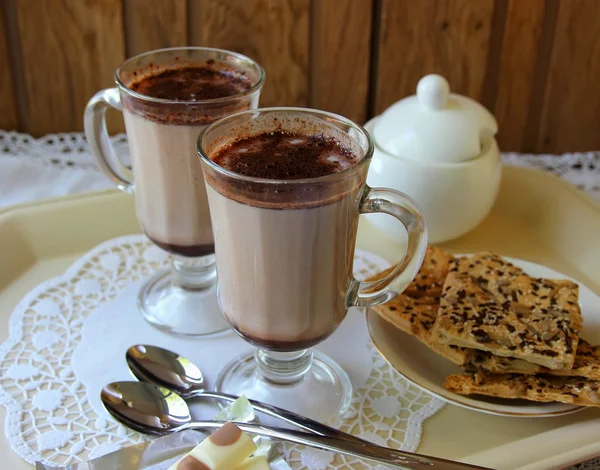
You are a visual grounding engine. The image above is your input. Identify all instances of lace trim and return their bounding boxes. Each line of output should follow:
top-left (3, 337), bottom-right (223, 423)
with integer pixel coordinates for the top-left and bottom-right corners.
top-left (0, 236), bottom-right (444, 468)
top-left (0, 130), bottom-right (128, 171)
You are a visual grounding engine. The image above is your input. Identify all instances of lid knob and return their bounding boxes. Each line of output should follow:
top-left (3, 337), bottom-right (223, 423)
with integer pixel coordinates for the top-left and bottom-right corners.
top-left (372, 73), bottom-right (498, 163)
top-left (417, 74), bottom-right (449, 110)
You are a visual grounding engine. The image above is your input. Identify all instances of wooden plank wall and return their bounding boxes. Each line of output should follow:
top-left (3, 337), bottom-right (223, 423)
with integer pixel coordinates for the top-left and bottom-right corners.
top-left (1, 0), bottom-right (599, 154)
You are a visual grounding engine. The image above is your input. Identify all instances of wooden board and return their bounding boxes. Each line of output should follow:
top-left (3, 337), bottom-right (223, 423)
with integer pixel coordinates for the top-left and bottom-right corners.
top-left (190, 0), bottom-right (310, 108)
top-left (0, 4), bottom-right (18, 131)
top-left (3, 0), bottom-right (600, 153)
top-left (124, 0), bottom-right (187, 56)
top-left (373, 0), bottom-right (495, 115)
top-left (537, 0), bottom-right (600, 153)
top-left (493, 0), bottom-right (546, 152)
top-left (309, 0), bottom-right (373, 124)
top-left (15, 0), bottom-right (125, 135)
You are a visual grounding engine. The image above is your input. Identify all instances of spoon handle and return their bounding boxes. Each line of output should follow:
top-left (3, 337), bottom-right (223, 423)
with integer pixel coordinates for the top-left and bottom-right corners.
top-left (199, 390), bottom-right (364, 443)
top-left (185, 420), bottom-right (491, 470)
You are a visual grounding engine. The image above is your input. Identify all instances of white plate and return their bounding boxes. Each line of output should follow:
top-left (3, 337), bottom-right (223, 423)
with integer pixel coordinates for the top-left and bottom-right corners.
top-left (367, 257), bottom-right (600, 417)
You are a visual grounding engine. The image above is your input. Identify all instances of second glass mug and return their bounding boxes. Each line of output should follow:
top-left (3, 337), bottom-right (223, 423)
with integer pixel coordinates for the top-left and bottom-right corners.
top-left (84, 47), bottom-right (265, 336)
top-left (198, 107), bottom-right (428, 420)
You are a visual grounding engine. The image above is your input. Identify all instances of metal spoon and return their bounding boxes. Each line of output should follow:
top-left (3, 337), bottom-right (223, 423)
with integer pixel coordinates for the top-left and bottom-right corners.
top-left (101, 381), bottom-right (490, 470)
top-left (126, 344), bottom-right (363, 443)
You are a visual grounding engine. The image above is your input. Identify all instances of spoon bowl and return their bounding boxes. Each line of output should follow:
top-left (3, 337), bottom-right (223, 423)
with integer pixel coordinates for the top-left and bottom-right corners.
top-left (126, 344), bottom-right (368, 442)
top-left (126, 344), bottom-right (205, 398)
top-left (100, 380), bottom-right (488, 470)
top-left (101, 381), bottom-right (191, 434)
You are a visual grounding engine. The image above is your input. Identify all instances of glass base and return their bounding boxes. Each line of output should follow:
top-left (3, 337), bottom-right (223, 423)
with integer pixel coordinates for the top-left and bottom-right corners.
top-left (216, 350), bottom-right (353, 423)
top-left (138, 268), bottom-right (230, 337)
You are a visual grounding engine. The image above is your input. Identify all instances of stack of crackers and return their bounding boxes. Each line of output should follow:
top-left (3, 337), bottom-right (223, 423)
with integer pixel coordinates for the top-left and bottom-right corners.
top-left (370, 247), bottom-right (600, 407)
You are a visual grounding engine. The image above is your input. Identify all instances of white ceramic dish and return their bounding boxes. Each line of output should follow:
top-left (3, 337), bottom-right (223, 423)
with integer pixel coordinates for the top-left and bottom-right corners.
top-left (368, 256), bottom-right (600, 417)
top-left (365, 116), bottom-right (502, 244)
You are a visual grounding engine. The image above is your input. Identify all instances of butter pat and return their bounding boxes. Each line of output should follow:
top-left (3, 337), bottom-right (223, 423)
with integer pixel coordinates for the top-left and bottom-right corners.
top-left (169, 422), bottom-right (257, 470)
top-left (235, 455), bottom-right (271, 470)
top-left (172, 455), bottom-right (215, 470)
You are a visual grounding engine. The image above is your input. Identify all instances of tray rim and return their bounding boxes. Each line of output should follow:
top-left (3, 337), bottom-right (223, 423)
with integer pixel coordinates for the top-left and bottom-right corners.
top-left (0, 188), bottom-right (119, 219)
top-left (503, 164), bottom-right (600, 210)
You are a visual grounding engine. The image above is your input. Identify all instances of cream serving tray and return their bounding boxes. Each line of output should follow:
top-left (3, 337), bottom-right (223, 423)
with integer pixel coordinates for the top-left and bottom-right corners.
top-left (1, 166), bottom-right (599, 469)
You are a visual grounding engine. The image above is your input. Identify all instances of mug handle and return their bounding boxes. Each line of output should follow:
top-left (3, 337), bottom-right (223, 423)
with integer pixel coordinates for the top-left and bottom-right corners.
top-left (348, 186), bottom-right (428, 307)
top-left (84, 88), bottom-right (134, 193)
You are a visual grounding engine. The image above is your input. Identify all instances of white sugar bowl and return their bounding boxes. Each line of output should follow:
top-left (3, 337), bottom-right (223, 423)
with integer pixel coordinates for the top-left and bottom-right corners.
top-left (365, 74), bottom-right (501, 244)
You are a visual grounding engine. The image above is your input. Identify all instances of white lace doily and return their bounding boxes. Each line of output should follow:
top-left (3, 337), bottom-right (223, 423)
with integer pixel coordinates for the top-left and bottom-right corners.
top-left (1, 130), bottom-right (600, 469)
top-left (0, 235), bottom-right (443, 468)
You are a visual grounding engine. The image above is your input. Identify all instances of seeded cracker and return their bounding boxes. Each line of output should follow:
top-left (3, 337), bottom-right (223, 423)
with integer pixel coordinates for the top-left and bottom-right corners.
top-left (368, 247), bottom-right (473, 366)
top-left (466, 339), bottom-right (600, 379)
top-left (431, 252), bottom-right (582, 370)
top-left (371, 293), bottom-right (473, 366)
top-left (402, 246), bottom-right (455, 298)
top-left (444, 371), bottom-right (600, 407)
top-left (371, 249), bottom-right (594, 377)
top-left (367, 246), bottom-right (454, 298)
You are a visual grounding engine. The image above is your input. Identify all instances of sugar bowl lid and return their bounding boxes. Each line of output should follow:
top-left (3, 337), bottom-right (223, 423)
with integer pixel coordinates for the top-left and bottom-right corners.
top-left (372, 74), bottom-right (498, 163)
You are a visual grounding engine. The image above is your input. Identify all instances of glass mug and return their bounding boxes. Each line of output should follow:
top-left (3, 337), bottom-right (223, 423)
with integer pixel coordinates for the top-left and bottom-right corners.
top-left (198, 108), bottom-right (427, 420)
top-left (84, 47), bottom-right (265, 336)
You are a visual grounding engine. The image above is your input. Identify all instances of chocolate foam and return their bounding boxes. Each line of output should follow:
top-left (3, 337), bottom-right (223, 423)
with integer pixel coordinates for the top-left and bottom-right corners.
top-left (130, 65), bottom-right (252, 101)
top-left (212, 131), bottom-right (358, 179)
top-left (121, 60), bottom-right (258, 125)
top-left (206, 131), bottom-right (366, 209)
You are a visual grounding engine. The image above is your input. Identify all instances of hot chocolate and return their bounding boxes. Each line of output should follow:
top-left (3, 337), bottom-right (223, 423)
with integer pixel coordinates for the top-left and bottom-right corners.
top-left (86, 47), bottom-right (264, 337)
top-left (206, 130), bottom-right (364, 350)
top-left (123, 63), bottom-right (254, 257)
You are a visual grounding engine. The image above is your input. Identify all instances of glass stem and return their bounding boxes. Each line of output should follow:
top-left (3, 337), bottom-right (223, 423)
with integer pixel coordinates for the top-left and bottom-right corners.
top-left (255, 349), bottom-right (314, 385)
top-left (171, 255), bottom-right (217, 290)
